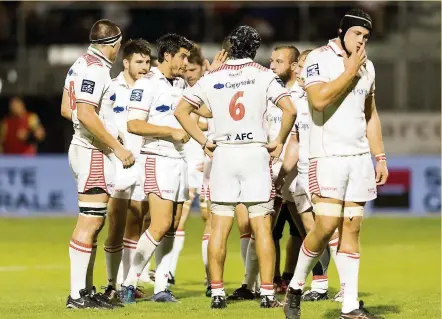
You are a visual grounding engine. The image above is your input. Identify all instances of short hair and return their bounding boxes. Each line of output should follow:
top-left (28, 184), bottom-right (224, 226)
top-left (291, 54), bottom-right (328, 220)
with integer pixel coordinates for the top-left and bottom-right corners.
top-left (122, 39), bottom-right (151, 60)
top-left (156, 33), bottom-right (194, 63)
top-left (89, 19), bottom-right (120, 43)
top-left (273, 45), bottom-right (300, 64)
top-left (228, 25), bottom-right (261, 60)
top-left (188, 44), bottom-right (205, 66)
top-left (299, 49), bottom-right (313, 61)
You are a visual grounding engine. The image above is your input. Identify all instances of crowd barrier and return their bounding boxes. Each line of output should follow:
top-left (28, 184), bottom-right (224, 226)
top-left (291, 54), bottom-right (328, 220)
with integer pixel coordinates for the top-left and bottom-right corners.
top-left (0, 155), bottom-right (440, 216)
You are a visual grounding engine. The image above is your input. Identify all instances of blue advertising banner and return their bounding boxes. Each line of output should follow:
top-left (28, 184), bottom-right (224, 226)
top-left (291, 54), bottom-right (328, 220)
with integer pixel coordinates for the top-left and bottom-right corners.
top-left (0, 156), bottom-right (78, 215)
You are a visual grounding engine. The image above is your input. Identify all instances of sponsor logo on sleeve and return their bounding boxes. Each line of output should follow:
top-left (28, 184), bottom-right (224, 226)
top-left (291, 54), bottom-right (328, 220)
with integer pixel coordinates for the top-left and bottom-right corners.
top-left (306, 63), bottom-right (320, 77)
top-left (80, 79), bottom-right (95, 94)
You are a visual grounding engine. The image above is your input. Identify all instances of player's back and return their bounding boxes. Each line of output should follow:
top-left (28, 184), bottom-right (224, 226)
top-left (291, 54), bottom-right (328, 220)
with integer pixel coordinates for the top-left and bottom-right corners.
top-left (199, 59), bottom-right (277, 146)
top-left (64, 47), bottom-right (116, 150)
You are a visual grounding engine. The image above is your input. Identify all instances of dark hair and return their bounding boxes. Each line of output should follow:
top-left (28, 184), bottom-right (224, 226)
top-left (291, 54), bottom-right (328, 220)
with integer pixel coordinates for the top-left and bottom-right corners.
top-left (188, 44), bottom-right (205, 66)
top-left (156, 33), bottom-right (193, 63)
top-left (89, 19), bottom-right (120, 43)
top-left (273, 45), bottom-right (300, 64)
top-left (221, 36), bottom-right (232, 52)
top-left (122, 39), bottom-right (151, 60)
top-left (228, 25), bottom-right (261, 60)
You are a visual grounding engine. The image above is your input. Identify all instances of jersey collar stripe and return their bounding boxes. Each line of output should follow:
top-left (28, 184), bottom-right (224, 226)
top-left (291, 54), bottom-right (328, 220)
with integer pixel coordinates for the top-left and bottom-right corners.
top-left (87, 46), bottom-right (112, 69)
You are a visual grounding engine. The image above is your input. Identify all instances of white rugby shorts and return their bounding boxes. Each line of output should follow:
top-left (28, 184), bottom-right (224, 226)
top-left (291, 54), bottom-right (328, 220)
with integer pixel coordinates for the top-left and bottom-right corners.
top-left (111, 155), bottom-right (146, 201)
top-left (68, 144), bottom-right (115, 195)
top-left (282, 171), bottom-right (312, 213)
top-left (309, 153), bottom-right (377, 202)
top-left (209, 145), bottom-right (275, 203)
top-left (200, 155), bottom-right (212, 201)
top-left (140, 154), bottom-right (189, 203)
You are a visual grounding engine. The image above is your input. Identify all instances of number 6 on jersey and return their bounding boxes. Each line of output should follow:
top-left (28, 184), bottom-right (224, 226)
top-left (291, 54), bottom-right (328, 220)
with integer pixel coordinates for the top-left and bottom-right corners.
top-left (229, 91), bottom-right (245, 121)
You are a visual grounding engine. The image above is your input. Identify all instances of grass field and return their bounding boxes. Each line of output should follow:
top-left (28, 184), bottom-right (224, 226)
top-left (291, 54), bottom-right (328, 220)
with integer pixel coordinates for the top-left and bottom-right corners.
top-left (0, 216), bottom-right (440, 319)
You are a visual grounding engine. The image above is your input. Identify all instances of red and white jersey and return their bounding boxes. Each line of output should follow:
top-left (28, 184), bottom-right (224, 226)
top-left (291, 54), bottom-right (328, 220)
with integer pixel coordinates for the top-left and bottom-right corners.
top-left (64, 46), bottom-right (117, 150)
top-left (291, 82), bottom-right (310, 175)
top-left (183, 58), bottom-right (290, 147)
top-left (111, 72), bottom-right (142, 154)
top-left (127, 67), bottom-right (188, 158)
top-left (302, 39), bottom-right (375, 158)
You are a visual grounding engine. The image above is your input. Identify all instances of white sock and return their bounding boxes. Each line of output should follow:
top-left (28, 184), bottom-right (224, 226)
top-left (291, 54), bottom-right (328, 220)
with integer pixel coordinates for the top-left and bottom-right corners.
top-left (123, 230), bottom-right (159, 288)
top-left (122, 238), bottom-right (138, 282)
top-left (289, 242), bottom-right (321, 291)
top-left (311, 275), bottom-right (328, 293)
top-left (139, 261), bottom-right (152, 282)
top-left (116, 261), bottom-right (124, 287)
top-left (69, 239), bottom-right (93, 299)
top-left (169, 230), bottom-right (185, 277)
top-left (211, 281), bottom-right (225, 297)
top-left (202, 234), bottom-right (210, 283)
top-left (242, 235), bottom-right (259, 290)
top-left (240, 233), bottom-right (251, 266)
top-left (260, 283), bottom-right (275, 296)
top-left (86, 241), bottom-right (97, 293)
top-left (104, 244), bottom-right (124, 288)
top-left (337, 252), bottom-right (360, 313)
top-left (154, 233), bottom-right (175, 294)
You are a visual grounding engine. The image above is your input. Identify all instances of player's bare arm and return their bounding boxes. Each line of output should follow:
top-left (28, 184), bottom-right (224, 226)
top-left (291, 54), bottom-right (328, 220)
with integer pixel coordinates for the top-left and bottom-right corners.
top-left (127, 118), bottom-right (188, 143)
top-left (174, 99), bottom-right (216, 156)
top-left (365, 94), bottom-right (388, 186)
top-left (77, 102), bottom-right (135, 168)
top-left (266, 95), bottom-right (296, 159)
top-left (61, 88), bottom-right (73, 121)
top-left (275, 133), bottom-right (299, 192)
top-left (306, 43), bottom-right (367, 112)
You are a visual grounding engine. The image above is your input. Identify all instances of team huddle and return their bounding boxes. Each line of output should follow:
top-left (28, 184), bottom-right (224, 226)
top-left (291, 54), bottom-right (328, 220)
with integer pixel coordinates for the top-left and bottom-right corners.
top-left (60, 7), bottom-right (388, 319)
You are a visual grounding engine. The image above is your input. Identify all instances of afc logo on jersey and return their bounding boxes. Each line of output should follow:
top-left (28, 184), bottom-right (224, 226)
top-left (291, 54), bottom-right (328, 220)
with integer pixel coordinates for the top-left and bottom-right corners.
top-left (226, 132), bottom-right (254, 141)
top-left (130, 89), bottom-right (143, 102)
top-left (81, 79), bottom-right (95, 94)
top-left (306, 64), bottom-right (320, 77)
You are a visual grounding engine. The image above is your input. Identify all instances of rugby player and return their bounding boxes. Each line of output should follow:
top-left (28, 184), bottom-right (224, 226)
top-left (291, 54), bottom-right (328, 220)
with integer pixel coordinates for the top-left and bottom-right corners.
top-left (283, 9), bottom-right (388, 319)
top-left (175, 25), bottom-right (297, 309)
top-left (61, 19), bottom-right (134, 309)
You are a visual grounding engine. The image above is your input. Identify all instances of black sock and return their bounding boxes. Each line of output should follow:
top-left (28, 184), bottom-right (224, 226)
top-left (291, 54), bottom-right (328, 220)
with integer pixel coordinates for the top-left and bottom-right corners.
top-left (282, 272), bottom-right (294, 281)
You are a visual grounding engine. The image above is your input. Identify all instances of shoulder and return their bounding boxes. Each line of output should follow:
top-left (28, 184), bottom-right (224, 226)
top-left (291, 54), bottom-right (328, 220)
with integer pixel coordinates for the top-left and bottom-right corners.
top-left (365, 59), bottom-right (375, 74)
top-left (81, 53), bottom-right (103, 67)
top-left (307, 46), bottom-right (334, 62)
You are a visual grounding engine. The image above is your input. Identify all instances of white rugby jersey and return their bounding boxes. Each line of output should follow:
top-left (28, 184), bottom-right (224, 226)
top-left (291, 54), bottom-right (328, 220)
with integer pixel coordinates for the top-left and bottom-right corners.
top-left (127, 67), bottom-right (188, 158)
top-left (291, 82), bottom-right (309, 175)
top-left (64, 46), bottom-right (117, 150)
top-left (111, 72), bottom-right (142, 154)
top-left (183, 58), bottom-right (290, 146)
top-left (302, 39), bottom-right (375, 158)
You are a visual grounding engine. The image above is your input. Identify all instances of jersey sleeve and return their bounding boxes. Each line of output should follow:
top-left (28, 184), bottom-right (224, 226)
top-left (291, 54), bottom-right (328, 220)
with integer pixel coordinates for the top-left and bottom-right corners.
top-left (367, 60), bottom-right (376, 97)
top-left (302, 49), bottom-right (331, 89)
top-left (75, 66), bottom-right (107, 108)
top-left (182, 81), bottom-right (209, 109)
top-left (266, 75), bottom-right (291, 105)
top-left (127, 78), bottom-right (155, 121)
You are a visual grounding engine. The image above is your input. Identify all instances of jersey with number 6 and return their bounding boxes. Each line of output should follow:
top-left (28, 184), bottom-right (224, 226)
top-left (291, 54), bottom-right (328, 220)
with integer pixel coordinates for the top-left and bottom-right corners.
top-left (63, 46), bottom-right (117, 150)
top-left (183, 58), bottom-right (290, 146)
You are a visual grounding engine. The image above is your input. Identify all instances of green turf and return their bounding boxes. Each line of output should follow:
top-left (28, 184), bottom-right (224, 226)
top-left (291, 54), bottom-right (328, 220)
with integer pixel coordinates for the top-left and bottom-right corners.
top-left (0, 216), bottom-right (440, 319)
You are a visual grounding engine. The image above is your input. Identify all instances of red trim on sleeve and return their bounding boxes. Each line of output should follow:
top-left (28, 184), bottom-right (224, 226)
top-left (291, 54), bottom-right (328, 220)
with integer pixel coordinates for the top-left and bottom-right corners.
top-left (128, 107), bottom-right (148, 113)
top-left (183, 96), bottom-right (201, 108)
top-left (274, 93), bottom-right (291, 105)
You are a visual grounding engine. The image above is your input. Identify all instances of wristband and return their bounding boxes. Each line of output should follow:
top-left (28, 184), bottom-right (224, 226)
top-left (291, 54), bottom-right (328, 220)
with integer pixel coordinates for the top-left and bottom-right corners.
top-left (375, 153), bottom-right (386, 162)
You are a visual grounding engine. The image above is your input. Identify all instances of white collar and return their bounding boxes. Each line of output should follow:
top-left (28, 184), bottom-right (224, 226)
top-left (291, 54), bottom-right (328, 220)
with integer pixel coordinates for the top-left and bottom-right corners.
top-left (87, 45), bottom-right (113, 68)
top-left (327, 39), bottom-right (345, 57)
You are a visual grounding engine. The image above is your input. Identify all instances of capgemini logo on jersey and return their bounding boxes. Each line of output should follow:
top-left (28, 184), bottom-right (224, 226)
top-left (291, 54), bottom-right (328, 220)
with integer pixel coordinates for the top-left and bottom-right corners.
top-left (156, 105), bottom-right (171, 112)
top-left (213, 83), bottom-right (225, 89)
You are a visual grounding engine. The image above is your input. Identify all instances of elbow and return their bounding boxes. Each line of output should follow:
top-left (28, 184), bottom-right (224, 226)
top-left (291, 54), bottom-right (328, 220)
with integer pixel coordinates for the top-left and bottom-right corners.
top-left (61, 108), bottom-right (70, 120)
top-left (310, 99), bottom-right (327, 112)
top-left (127, 120), bottom-right (138, 134)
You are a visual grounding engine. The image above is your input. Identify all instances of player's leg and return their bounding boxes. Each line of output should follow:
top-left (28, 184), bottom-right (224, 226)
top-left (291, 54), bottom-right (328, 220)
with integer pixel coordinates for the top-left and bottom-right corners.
top-left (235, 203), bottom-right (252, 266)
top-left (272, 202), bottom-right (288, 293)
top-left (121, 155), bottom-right (176, 302)
top-left (284, 157), bottom-right (347, 318)
top-left (338, 153), bottom-right (379, 317)
top-left (200, 193), bottom-right (212, 296)
top-left (209, 203), bottom-right (235, 308)
top-left (66, 145), bottom-right (114, 309)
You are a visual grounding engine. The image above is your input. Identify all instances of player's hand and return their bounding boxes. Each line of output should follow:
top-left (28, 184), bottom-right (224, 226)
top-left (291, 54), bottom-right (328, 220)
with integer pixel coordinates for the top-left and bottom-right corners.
top-left (343, 42), bottom-right (367, 76)
top-left (203, 141), bottom-right (217, 158)
top-left (265, 140), bottom-right (284, 164)
top-left (117, 131), bottom-right (125, 146)
top-left (207, 49), bottom-right (228, 72)
top-left (115, 147), bottom-right (135, 169)
top-left (17, 128), bottom-right (29, 141)
top-left (375, 160), bottom-right (389, 186)
top-left (171, 129), bottom-right (190, 144)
